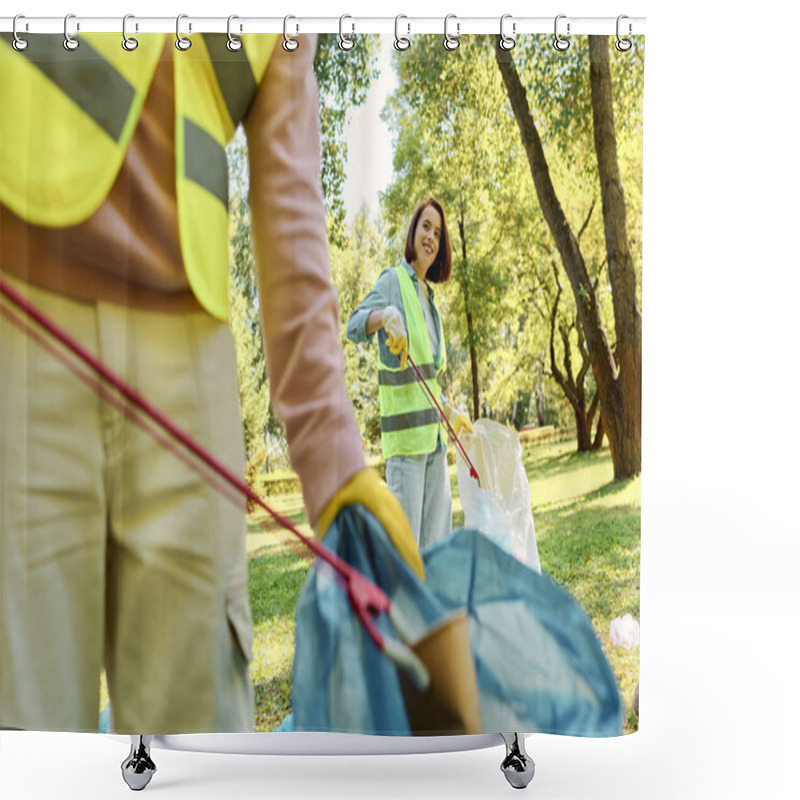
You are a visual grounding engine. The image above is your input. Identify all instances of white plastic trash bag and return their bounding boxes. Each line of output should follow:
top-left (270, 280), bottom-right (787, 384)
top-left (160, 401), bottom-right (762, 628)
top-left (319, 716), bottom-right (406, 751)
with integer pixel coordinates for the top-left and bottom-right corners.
top-left (456, 419), bottom-right (541, 572)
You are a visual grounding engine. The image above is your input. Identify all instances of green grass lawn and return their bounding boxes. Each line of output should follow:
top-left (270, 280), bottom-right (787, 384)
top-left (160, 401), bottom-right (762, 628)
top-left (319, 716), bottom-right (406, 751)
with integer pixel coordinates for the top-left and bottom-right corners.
top-left (245, 506), bottom-right (314, 731)
top-left (246, 438), bottom-right (640, 734)
top-left (523, 441), bottom-right (640, 733)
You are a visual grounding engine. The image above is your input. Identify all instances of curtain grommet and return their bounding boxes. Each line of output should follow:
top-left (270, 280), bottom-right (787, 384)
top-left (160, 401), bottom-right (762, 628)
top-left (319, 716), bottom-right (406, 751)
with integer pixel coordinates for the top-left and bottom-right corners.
top-left (175, 13), bottom-right (192, 51)
top-left (227, 15), bottom-right (243, 51)
top-left (616, 15), bottom-right (633, 52)
top-left (63, 13), bottom-right (79, 51)
top-left (394, 14), bottom-right (410, 51)
top-left (338, 14), bottom-right (355, 51)
top-left (443, 14), bottom-right (460, 51)
top-left (283, 15), bottom-right (299, 51)
top-left (499, 14), bottom-right (516, 51)
top-left (12, 15), bottom-right (28, 51)
top-left (122, 14), bottom-right (139, 51)
top-left (553, 14), bottom-right (570, 52)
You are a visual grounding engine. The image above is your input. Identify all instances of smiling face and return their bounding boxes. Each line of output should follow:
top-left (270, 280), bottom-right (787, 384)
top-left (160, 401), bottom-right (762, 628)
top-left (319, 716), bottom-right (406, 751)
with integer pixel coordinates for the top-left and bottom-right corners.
top-left (410, 205), bottom-right (442, 279)
top-left (404, 197), bottom-right (452, 284)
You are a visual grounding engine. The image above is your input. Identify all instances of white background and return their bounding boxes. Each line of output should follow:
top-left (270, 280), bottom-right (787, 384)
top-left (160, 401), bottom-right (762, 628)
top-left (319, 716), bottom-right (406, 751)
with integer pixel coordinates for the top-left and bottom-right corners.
top-left (2, 1), bottom-right (799, 798)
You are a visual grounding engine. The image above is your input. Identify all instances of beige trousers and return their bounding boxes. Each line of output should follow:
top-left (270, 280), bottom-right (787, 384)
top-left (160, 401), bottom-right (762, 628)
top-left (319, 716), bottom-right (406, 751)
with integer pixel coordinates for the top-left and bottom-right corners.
top-left (1, 276), bottom-right (254, 733)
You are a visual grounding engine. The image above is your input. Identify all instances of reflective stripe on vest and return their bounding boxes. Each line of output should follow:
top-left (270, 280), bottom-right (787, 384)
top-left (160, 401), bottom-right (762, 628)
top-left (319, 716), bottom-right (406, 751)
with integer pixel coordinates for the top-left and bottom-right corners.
top-left (378, 267), bottom-right (447, 458)
top-left (0, 32), bottom-right (278, 320)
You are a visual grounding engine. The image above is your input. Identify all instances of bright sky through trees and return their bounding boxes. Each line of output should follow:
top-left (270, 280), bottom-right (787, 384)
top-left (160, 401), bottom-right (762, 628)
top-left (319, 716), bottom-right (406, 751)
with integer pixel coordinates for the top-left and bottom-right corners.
top-left (342, 38), bottom-right (396, 223)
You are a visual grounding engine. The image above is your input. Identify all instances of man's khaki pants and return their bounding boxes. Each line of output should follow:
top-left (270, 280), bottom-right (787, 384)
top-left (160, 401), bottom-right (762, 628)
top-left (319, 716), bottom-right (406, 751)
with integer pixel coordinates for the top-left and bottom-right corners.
top-left (1, 276), bottom-right (254, 733)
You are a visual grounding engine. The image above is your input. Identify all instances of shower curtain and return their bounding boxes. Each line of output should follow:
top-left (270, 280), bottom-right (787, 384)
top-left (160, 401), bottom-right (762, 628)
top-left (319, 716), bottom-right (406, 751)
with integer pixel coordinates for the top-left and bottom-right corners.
top-left (0, 27), bottom-right (642, 739)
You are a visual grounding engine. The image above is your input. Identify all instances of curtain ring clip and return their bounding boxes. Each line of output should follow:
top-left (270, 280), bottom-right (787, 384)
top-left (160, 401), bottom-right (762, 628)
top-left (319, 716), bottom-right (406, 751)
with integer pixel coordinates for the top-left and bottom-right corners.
top-left (122, 14), bottom-right (139, 51)
top-left (339, 15), bottom-right (355, 51)
top-left (227, 15), bottom-right (243, 51)
top-left (616, 15), bottom-right (633, 52)
top-left (394, 15), bottom-right (410, 51)
top-left (12, 15), bottom-right (28, 51)
top-left (63, 13), bottom-right (79, 51)
top-left (499, 14), bottom-right (515, 51)
top-left (443, 13), bottom-right (460, 51)
top-left (283, 15), bottom-right (299, 51)
top-left (175, 14), bottom-right (192, 51)
top-left (553, 14), bottom-right (570, 52)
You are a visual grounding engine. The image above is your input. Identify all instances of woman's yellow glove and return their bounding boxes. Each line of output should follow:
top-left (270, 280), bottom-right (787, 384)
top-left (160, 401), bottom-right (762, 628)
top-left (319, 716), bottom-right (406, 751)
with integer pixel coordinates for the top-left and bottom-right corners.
top-left (381, 306), bottom-right (408, 370)
top-left (315, 469), bottom-right (425, 580)
top-left (449, 410), bottom-right (474, 439)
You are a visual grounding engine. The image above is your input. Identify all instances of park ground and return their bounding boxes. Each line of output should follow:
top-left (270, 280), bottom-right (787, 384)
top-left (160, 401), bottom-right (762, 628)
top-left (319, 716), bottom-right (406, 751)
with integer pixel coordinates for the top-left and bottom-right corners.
top-left (246, 437), bottom-right (641, 735)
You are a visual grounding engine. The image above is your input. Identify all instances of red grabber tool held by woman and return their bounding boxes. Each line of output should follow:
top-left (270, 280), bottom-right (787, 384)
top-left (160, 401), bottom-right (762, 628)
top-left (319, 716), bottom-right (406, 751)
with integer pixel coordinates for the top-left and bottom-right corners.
top-left (406, 353), bottom-right (480, 486)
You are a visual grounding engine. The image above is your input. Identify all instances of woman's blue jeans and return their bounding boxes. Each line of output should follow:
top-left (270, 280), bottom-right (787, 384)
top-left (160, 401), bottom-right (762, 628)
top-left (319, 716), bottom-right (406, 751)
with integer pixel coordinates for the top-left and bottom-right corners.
top-left (385, 444), bottom-right (452, 551)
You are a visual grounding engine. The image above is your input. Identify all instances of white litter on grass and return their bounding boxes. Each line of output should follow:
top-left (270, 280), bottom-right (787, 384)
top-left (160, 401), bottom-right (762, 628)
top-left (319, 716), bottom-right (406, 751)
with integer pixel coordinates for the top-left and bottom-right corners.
top-left (610, 614), bottom-right (640, 649)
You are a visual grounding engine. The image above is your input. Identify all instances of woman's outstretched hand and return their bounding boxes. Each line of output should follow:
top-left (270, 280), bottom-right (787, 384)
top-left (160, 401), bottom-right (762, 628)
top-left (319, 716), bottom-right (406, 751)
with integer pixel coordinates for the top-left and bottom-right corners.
top-left (449, 410), bottom-right (474, 439)
top-left (381, 306), bottom-right (408, 370)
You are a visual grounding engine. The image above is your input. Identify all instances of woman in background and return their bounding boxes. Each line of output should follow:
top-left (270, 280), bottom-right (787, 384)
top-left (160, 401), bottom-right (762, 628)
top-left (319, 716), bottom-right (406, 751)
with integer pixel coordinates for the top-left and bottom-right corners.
top-left (347, 197), bottom-right (473, 550)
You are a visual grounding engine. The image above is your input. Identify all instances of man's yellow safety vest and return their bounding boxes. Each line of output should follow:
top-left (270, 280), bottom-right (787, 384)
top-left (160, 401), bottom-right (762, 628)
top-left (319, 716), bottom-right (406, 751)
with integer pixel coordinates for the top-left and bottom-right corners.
top-left (0, 32), bottom-right (278, 320)
top-left (378, 266), bottom-right (447, 458)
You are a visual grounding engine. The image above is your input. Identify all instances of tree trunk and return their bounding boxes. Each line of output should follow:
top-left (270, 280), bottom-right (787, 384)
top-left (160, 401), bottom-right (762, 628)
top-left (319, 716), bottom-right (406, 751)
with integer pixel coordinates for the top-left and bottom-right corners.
top-left (495, 38), bottom-right (641, 478)
top-left (586, 389), bottom-right (602, 451)
top-left (458, 214), bottom-right (481, 420)
top-left (574, 401), bottom-right (592, 452)
top-left (535, 359), bottom-right (547, 426)
top-left (548, 277), bottom-right (592, 454)
top-left (466, 306), bottom-right (480, 421)
top-left (588, 35), bottom-right (642, 476)
top-left (592, 412), bottom-right (605, 450)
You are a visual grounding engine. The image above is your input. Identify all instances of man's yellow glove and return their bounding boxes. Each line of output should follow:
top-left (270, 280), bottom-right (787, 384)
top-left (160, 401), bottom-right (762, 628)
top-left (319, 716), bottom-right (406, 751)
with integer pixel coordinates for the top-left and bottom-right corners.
top-left (382, 306), bottom-right (408, 370)
top-left (315, 469), bottom-right (424, 579)
top-left (449, 410), bottom-right (474, 439)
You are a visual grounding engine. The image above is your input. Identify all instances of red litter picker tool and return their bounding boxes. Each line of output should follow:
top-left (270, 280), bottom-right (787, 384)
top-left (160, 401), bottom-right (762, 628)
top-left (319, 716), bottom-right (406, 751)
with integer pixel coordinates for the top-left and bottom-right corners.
top-left (405, 353), bottom-right (480, 485)
top-left (0, 276), bottom-right (429, 692)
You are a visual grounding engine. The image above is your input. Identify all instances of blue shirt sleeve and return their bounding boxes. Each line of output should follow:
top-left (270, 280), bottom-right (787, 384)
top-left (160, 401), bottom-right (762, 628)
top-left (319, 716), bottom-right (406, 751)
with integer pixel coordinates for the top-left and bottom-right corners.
top-left (346, 269), bottom-right (396, 344)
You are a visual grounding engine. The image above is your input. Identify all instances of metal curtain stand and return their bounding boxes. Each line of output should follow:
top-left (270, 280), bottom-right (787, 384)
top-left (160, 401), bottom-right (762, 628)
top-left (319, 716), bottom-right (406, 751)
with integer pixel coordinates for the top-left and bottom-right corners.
top-left (120, 733), bottom-right (535, 791)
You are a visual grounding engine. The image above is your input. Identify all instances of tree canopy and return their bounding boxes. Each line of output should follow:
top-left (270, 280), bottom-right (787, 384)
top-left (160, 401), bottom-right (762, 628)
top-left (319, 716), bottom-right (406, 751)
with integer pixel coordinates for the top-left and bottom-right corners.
top-left (226, 34), bottom-right (645, 478)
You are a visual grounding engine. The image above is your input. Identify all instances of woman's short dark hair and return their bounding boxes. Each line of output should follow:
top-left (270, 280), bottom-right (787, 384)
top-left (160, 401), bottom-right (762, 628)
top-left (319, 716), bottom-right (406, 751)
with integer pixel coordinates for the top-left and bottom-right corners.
top-left (404, 196), bottom-right (452, 283)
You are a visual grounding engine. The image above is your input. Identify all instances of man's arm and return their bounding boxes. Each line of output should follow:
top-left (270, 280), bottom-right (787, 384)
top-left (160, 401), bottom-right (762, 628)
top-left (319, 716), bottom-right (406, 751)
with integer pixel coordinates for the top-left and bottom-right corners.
top-left (243, 35), bottom-right (365, 525)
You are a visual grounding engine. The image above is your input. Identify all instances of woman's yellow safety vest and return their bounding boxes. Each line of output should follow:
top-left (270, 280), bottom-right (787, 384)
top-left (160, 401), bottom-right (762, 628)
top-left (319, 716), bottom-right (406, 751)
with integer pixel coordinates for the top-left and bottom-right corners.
top-left (378, 266), bottom-right (447, 458)
top-left (0, 32), bottom-right (278, 320)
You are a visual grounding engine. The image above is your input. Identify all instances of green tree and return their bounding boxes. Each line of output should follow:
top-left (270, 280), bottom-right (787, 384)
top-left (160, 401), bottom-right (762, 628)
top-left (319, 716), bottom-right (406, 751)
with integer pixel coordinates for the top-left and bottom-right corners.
top-left (227, 134), bottom-right (287, 487)
top-left (538, 251), bottom-right (602, 451)
top-left (328, 207), bottom-right (389, 452)
top-left (313, 34), bottom-right (380, 246)
top-left (496, 36), bottom-right (643, 478)
top-left (382, 36), bottom-right (529, 420)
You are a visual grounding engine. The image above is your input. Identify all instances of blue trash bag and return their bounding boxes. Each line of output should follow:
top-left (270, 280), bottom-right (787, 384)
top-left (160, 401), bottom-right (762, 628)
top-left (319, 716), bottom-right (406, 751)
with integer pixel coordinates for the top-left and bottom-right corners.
top-left (290, 507), bottom-right (622, 736)
top-left (291, 506), bottom-right (449, 734)
top-left (424, 529), bottom-right (623, 736)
